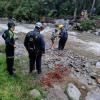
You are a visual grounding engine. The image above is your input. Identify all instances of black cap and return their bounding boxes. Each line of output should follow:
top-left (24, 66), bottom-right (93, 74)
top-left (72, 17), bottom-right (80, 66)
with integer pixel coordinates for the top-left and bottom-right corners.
top-left (8, 22), bottom-right (16, 28)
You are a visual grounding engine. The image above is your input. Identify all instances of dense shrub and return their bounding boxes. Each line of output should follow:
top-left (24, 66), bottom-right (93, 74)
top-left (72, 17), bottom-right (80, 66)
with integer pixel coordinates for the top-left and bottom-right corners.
top-left (81, 20), bottom-right (95, 31)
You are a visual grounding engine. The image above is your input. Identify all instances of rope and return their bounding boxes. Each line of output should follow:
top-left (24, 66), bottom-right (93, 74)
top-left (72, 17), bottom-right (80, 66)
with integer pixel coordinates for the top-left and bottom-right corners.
top-left (18, 50), bottom-right (39, 84)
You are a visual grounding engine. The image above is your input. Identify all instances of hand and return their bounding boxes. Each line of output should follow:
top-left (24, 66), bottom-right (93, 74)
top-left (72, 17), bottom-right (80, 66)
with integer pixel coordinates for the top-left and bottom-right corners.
top-left (42, 53), bottom-right (45, 56)
top-left (14, 44), bottom-right (16, 48)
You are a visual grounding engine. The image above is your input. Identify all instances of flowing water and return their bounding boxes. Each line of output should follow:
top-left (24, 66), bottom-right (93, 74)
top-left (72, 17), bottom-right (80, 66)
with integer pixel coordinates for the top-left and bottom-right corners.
top-left (0, 22), bottom-right (100, 61)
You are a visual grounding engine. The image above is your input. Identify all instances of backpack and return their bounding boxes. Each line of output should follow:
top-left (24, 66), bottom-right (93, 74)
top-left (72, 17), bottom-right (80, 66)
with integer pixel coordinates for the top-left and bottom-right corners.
top-left (27, 31), bottom-right (38, 51)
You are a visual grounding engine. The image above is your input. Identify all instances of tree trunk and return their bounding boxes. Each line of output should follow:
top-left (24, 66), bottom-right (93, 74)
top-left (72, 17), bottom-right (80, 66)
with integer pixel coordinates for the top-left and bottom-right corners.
top-left (89, 0), bottom-right (96, 16)
top-left (74, 0), bottom-right (78, 20)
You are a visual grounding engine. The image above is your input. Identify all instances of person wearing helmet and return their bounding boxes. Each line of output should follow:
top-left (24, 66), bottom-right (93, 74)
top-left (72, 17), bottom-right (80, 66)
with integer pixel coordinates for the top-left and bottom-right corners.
top-left (24, 22), bottom-right (45, 74)
top-left (2, 22), bottom-right (17, 77)
top-left (58, 24), bottom-right (68, 50)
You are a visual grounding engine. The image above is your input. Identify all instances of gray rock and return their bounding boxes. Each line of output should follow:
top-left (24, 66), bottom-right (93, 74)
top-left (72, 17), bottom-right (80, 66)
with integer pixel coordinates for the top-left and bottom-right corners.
top-left (75, 68), bottom-right (81, 72)
top-left (81, 86), bottom-right (86, 90)
top-left (85, 89), bottom-right (100, 100)
top-left (87, 30), bottom-right (92, 34)
top-left (55, 19), bottom-right (66, 26)
top-left (0, 36), bottom-right (5, 46)
top-left (66, 83), bottom-right (82, 100)
top-left (43, 23), bottom-right (48, 27)
top-left (14, 35), bottom-right (19, 40)
top-left (47, 23), bottom-right (55, 28)
top-left (53, 85), bottom-right (63, 91)
top-left (46, 87), bottom-right (69, 100)
top-left (93, 32), bottom-right (100, 36)
top-left (29, 89), bottom-right (41, 99)
top-left (85, 62), bottom-right (91, 68)
top-left (85, 98), bottom-right (95, 100)
top-left (82, 31), bottom-right (87, 34)
top-left (96, 62), bottom-right (100, 68)
top-left (0, 27), bottom-right (5, 34)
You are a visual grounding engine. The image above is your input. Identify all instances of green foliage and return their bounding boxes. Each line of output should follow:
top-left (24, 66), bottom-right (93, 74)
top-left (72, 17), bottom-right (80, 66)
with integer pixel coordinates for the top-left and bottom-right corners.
top-left (96, 4), bottom-right (100, 15)
top-left (0, 0), bottom-right (100, 21)
top-left (81, 20), bottom-right (95, 31)
top-left (0, 45), bottom-right (5, 53)
top-left (93, 15), bottom-right (100, 20)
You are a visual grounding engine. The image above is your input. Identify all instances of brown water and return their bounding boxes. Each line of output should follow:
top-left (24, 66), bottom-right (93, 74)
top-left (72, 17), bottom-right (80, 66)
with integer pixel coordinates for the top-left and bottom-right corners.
top-left (67, 30), bottom-right (100, 60)
top-left (1, 22), bottom-right (100, 60)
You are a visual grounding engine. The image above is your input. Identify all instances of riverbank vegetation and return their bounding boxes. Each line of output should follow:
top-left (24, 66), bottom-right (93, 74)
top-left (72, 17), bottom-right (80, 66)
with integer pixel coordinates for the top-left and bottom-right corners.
top-left (0, 49), bottom-right (46, 100)
top-left (0, 0), bottom-right (100, 22)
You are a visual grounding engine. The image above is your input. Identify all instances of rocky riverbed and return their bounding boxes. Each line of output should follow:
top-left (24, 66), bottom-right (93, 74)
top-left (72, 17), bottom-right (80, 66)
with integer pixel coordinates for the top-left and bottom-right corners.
top-left (0, 20), bottom-right (100, 100)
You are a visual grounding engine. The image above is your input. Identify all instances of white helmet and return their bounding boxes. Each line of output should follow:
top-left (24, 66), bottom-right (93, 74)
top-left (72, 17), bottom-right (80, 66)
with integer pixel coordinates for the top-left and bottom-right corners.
top-left (35, 22), bottom-right (43, 28)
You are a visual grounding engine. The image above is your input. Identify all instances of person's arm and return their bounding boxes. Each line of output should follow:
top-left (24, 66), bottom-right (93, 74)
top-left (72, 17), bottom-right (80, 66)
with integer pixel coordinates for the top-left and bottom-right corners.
top-left (40, 35), bottom-right (45, 54)
top-left (24, 34), bottom-right (29, 51)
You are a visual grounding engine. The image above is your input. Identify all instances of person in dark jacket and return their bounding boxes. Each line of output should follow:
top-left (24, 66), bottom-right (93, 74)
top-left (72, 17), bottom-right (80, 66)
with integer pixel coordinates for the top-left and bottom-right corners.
top-left (58, 25), bottom-right (68, 50)
top-left (2, 22), bottom-right (17, 77)
top-left (24, 22), bottom-right (45, 74)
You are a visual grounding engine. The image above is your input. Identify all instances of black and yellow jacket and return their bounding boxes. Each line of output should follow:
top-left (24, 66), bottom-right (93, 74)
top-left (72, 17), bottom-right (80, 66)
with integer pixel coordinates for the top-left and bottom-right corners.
top-left (2, 29), bottom-right (15, 49)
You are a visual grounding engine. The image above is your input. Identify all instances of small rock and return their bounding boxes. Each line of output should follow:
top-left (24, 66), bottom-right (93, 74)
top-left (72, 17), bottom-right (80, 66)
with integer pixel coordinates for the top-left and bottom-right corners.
top-left (82, 31), bottom-right (87, 34)
top-left (87, 79), bottom-right (92, 85)
top-left (43, 23), bottom-right (48, 27)
top-left (29, 89), bottom-right (41, 99)
top-left (91, 76), bottom-right (96, 80)
top-left (96, 62), bottom-right (100, 68)
top-left (87, 30), bottom-right (92, 34)
top-left (96, 77), bottom-right (100, 84)
top-left (75, 68), bottom-right (81, 72)
top-left (81, 86), bottom-right (86, 90)
top-left (66, 83), bottom-right (82, 100)
top-left (93, 32), bottom-right (100, 36)
top-left (14, 35), bottom-right (19, 39)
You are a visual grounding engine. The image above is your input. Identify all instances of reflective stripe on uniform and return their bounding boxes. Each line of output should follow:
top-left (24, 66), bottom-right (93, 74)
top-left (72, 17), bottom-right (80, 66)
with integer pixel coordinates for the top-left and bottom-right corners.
top-left (3, 33), bottom-right (6, 38)
top-left (9, 30), bottom-right (14, 39)
top-left (7, 56), bottom-right (14, 58)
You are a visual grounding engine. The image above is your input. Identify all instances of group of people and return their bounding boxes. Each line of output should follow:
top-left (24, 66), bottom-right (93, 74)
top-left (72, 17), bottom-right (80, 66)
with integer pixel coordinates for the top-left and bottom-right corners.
top-left (2, 22), bottom-right (68, 77)
top-left (81, 10), bottom-right (88, 18)
top-left (51, 25), bottom-right (68, 50)
top-left (81, 7), bottom-right (96, 18)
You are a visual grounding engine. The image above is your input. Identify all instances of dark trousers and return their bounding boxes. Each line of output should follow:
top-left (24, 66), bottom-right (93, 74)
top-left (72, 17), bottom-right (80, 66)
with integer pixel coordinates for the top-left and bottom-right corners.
top-left (6, 58), bottom-right (14, 75)
top-left (29, 50), bottom-right (42, 73)
top-left (58, 38), bottom-right (67, 50)
top-left (6, 48), bottom-right (14, 75)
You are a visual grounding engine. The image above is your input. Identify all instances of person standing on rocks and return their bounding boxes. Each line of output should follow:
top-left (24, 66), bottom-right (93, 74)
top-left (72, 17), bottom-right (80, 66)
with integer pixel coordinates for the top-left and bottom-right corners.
top-left (24, 22), bottom-right (45, 74)
top-left (51, 29), bottom-right (58, 50)
top-left (2, 22), bottom-right (17, 77)
top-left (58, 25), bottom-right (68, 50)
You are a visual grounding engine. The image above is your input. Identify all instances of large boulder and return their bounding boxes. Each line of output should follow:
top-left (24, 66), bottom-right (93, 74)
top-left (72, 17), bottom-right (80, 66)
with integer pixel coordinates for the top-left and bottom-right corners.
top-left (55, 19), bottom-right (66, 26)
top-left (46, 85), bottom-right (69, 100)
top-left (55, 19), bottom-right (71, 29)
top-left (29, 89), bottom-right (41, 99)
top-left (66, 83), bottom-right (82, 100)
